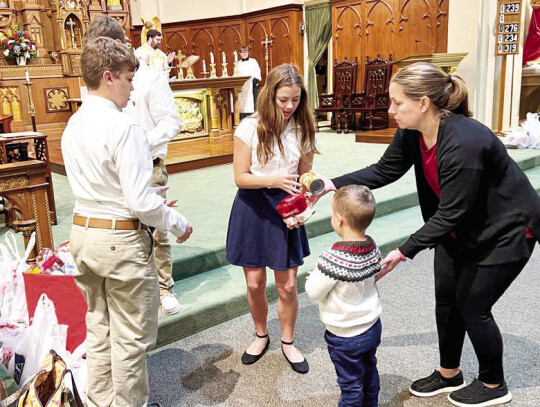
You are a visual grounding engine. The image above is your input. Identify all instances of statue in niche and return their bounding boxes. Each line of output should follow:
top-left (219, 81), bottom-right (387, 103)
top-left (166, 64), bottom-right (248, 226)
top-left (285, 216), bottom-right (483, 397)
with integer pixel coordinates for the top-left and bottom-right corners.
top-left (140, 15), bottom-right (162, 44)
top-left (107, 0), bottom-right (122, 11)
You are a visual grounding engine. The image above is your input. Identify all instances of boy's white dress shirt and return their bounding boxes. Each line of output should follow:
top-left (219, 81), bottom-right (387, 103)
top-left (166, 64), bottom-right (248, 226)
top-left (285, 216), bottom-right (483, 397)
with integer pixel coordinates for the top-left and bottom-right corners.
top-left (62, 94), bottom-right (187, 236)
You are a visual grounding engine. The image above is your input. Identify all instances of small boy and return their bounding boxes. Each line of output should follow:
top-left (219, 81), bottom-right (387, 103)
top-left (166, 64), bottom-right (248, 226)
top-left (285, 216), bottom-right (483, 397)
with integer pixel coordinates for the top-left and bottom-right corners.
top-left (305, 185), bottom-right (382, 407)
top-left (62, 37), bottom-right (192, 407)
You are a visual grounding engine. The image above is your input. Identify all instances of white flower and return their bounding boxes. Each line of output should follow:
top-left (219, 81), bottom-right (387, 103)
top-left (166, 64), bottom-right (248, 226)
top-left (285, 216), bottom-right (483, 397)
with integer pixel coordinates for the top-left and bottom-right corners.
top-left (24, 52), bottom-right (30, 58)
top-left (7, 39), bottom-right (13, 44)
top-left (3, 49), bottom-right (8, 57)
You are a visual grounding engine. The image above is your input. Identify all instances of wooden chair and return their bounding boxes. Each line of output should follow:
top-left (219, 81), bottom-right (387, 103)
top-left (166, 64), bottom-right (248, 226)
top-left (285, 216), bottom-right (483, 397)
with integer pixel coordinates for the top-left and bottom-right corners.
top-left (315, 57), bottom-right (358, 133)
top-left (350, 54), bottom-right (393, 130)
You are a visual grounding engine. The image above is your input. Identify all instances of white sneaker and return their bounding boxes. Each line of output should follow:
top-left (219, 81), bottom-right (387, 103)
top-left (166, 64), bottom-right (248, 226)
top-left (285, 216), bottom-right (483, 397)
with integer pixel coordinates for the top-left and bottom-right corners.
top-left (160, 293), bottom-right (180, 315)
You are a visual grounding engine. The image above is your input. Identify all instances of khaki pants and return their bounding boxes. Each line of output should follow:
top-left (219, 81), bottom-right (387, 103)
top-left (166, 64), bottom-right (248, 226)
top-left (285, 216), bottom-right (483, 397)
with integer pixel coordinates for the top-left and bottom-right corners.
top-left (152, 160), bottom-right (174, 296)
top-left (70, 225), bottom-right (159, 407)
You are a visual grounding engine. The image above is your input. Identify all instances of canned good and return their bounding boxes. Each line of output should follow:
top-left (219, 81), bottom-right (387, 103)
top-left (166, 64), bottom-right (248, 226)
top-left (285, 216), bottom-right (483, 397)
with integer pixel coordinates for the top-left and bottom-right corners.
top-left (300, 172), bottom-right (325, 195)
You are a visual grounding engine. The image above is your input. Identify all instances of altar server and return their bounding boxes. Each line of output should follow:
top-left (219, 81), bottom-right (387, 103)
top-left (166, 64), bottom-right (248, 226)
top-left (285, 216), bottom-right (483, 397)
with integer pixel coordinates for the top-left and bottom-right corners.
top-left (237, 45), bottom-right (262, 119)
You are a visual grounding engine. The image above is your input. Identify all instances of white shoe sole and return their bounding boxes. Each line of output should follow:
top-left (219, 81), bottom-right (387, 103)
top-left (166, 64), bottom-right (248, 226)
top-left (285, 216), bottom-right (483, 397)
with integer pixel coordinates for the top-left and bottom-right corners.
top-left (447, 391), bottom-right (512, 407)
top-left (161, 305), bottom-right (180, 315)
top-left (409, 382), bottom-right (467, 398)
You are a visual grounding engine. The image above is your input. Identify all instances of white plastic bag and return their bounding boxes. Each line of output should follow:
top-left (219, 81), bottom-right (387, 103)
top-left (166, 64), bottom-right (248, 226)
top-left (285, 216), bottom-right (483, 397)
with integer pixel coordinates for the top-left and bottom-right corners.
top-left (8, 293), bottom-right (68, 385)
top-left (503, 113), bottom-right (540, 148)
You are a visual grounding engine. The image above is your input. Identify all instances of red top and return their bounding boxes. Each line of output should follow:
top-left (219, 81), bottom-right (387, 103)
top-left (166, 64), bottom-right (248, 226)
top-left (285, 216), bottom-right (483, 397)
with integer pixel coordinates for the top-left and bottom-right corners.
top-left (419, 135), bottom-right (533, 239)
top-left (419, 135), bottom-right (440, 197)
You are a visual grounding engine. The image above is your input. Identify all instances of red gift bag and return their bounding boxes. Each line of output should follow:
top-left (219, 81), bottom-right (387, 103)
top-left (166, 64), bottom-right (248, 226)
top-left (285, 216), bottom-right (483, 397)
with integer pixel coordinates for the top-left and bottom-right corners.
top-left (23, 274), bottom-right (88, 353)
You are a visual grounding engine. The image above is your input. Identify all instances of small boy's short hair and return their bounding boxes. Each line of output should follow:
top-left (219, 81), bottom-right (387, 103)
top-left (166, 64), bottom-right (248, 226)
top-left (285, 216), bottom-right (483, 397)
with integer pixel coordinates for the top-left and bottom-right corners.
top-left (147, 29), bottom-right (161, 39)
top-left (85, 14), bottom-right (125, 43)
top-left (239, 45), bottom-right (249, 52)
top-left (333, 185), bottom-right (376, 232)
top-left (81, 37), bottom-right (138, 90)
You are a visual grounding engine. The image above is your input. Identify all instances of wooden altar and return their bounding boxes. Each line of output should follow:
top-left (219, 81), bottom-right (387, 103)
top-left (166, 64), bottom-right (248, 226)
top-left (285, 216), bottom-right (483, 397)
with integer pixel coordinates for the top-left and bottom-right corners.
top-left (169, 76), bottom-right (251, 139)
top-left (519, 67), bottom-right (540, 119)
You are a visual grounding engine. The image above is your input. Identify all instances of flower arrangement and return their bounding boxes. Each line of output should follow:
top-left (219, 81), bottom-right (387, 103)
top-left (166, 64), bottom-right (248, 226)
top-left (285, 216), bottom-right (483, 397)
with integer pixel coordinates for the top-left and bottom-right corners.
top-left (2, 24), bottom-right (38, 61)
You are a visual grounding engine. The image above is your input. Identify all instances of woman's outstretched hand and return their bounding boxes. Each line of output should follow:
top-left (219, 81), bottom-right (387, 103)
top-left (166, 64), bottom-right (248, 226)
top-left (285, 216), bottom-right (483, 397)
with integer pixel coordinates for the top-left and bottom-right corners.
top-left (308, 173), bottom-right (337, 206)
top-left (376, 249), bottom-right (405, 281)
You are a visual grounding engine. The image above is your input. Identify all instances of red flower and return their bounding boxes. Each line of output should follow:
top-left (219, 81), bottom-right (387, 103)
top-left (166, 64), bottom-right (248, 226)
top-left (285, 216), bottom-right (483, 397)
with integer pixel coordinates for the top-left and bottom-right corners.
top-left (7, 45), bottom-right (11, 49)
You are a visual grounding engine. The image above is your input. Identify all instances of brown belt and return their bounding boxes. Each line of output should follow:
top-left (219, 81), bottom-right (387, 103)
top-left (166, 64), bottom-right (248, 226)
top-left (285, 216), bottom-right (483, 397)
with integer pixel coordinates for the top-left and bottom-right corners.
top-left (152, 157), bottom-right (162, 167)
top-left (73, 215), bottom-right (147, 230)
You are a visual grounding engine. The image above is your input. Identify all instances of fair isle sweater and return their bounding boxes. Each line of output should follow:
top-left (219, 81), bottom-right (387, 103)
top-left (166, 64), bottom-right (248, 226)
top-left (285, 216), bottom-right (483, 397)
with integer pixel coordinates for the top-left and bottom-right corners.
top-left (305, 237), bottom-right (382, 337)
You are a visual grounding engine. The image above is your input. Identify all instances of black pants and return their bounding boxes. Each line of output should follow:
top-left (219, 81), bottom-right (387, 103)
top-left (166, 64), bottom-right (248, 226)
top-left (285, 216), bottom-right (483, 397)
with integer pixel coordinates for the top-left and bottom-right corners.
top-left (434, 240), bottom-right (535, 384)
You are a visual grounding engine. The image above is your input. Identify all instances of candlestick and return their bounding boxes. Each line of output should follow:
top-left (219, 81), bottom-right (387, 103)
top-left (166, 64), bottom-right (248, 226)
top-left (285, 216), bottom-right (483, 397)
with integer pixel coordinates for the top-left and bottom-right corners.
top-left (209, 62), bottom-right (217, 78)
top-left (202, 59), bottom-right (207, 73)
top-left (222, 52), bottom-right (226, 63)
top-left (233, 50), bottom-right (238, 63)
top-left (210, 51), bottom-right (214, 64)
top-left (233, 60), bottom-right (239, 76)
top-left (25, 69), bottom-right (30, 82)
top-left (23, 81), bottom-right (37, 132)
top-left (221, 62), bottom-right (229, 78)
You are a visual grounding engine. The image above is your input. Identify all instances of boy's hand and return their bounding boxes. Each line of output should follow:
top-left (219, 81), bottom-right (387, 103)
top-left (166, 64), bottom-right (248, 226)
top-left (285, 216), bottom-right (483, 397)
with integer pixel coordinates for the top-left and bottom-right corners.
top-left (376, 249), bottom-right (404, 281)
top-left (153, 185), bottom-right (169, 197)
top-left (176, 222), bottom-right (193, 243)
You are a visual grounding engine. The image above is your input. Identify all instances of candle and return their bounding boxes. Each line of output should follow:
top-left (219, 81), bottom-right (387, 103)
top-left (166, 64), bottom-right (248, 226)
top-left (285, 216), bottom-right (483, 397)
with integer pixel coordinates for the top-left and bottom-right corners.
top-left (222, 52), bottom-right (226, 63)
top-left (25, 69), bottom-right (30, 82)
top-left (234, 50), bottom-right (238, 62)
top-left (202, 59), bottom-right (206, 73)
top-left (210, 52), bottom-right (214, 64)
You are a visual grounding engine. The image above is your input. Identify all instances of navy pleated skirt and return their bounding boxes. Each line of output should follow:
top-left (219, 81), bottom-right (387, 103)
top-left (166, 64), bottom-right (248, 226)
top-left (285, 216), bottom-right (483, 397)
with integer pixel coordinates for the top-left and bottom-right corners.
top-left (226, 188), bottom-right (310, 271)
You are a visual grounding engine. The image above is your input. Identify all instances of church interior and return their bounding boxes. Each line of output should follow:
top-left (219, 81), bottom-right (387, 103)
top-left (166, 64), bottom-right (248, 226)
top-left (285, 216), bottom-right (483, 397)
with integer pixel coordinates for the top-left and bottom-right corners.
top-left (0, 0), bottom-right (539, 404)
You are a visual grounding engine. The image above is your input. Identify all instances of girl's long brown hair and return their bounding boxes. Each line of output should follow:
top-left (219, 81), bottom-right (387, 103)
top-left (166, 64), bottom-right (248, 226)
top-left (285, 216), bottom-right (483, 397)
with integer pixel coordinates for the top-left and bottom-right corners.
top-left (256, 64), bottom-right (318, 165)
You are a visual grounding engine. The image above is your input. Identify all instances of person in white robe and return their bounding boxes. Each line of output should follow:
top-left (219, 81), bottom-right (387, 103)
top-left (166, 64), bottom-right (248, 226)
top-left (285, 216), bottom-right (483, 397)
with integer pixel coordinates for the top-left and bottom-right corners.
top-left (237, 45), bottom-right (262, 119)
top-left (135, 29), bottom-right (175, 77)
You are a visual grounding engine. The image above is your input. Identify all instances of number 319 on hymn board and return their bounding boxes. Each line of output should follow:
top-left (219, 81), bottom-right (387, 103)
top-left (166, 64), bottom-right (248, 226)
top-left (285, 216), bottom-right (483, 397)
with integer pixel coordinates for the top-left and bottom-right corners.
top-left (496, 0), bottom-right (522, 56)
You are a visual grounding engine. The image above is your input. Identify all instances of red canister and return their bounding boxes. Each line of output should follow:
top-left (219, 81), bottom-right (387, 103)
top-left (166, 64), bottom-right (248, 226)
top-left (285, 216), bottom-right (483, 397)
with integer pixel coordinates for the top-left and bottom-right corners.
top-left (276, 193), bottom-right (308, 219)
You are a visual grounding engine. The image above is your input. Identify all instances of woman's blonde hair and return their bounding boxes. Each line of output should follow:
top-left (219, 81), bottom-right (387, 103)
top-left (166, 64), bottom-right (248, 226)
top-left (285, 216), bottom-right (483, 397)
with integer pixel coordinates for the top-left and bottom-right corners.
top-left (391, 62), bottom-right (472, 117)
top-left (256, 64), bottom-right (318, 165)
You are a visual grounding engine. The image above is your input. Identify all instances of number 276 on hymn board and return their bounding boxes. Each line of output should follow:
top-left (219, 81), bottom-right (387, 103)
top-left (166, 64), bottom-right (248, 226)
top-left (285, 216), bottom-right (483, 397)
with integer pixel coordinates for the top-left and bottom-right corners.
top-left (496, 0), bottom-right (522, 56)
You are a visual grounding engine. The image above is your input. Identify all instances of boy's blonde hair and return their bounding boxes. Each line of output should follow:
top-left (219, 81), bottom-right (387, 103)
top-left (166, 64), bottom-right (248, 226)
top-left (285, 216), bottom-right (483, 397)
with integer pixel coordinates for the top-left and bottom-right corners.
top-left (333, 185), bottom-right (376, 232)
top-left (81, 36), bottom-right (138, 90)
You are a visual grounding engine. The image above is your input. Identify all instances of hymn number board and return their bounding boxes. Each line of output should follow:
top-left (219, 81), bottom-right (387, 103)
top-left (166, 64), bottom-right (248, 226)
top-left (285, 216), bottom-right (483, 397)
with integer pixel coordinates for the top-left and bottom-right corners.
top-left (496, 0), bottom-right (523, 55)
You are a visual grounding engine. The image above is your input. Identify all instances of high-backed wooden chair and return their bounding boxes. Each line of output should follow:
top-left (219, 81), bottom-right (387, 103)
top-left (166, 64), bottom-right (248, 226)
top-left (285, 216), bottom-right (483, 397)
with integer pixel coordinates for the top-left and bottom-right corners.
top-left (315, 57), bottom-right (358, 133)
top-left (350, 54), bottom-right (393, 130)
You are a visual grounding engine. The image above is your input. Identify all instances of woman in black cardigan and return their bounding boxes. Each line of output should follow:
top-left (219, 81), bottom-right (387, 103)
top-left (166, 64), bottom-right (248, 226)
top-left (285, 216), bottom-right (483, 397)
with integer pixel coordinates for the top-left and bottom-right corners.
top-left (315, 63), bottom-right (539, 407)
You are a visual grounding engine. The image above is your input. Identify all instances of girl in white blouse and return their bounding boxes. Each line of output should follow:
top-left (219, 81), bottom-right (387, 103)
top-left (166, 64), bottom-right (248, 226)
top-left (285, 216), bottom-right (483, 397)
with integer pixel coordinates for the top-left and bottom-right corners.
top-left (226, 64), bottom-right (318, 374)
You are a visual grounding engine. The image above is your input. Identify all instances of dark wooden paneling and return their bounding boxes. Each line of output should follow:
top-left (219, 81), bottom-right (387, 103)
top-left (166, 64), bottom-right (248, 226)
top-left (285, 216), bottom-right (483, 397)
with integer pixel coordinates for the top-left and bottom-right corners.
top-left (131, 4), bottom-right (304, 85)
top-left (331, 0), bottom-right (449, 92)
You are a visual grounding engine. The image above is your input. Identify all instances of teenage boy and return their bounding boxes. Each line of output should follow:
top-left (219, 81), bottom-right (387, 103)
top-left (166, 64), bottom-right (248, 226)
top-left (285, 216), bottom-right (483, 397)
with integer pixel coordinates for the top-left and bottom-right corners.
top-left (62, 37), bottom-right (192, 407)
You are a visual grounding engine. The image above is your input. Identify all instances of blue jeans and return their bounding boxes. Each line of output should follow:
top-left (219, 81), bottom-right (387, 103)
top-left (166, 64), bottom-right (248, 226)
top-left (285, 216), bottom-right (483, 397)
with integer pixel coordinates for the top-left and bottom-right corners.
top-left (325, 319), bottom-right (382, 407)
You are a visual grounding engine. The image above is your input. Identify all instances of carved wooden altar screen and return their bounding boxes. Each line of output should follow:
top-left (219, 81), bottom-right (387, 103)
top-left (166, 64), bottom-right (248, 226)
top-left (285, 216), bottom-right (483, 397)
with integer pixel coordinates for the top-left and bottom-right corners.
top-left (131, 4), bottom-right (305, 85)
top-left (0, 1), bottom-right (131, 135)
top-left (331, 0), bottom-right (449, 92)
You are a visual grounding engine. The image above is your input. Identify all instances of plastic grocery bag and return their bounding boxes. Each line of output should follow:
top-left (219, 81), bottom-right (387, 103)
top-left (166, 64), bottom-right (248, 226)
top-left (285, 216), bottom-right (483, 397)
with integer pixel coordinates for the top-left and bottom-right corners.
top-left (8, 294), bottom-right (67, 386)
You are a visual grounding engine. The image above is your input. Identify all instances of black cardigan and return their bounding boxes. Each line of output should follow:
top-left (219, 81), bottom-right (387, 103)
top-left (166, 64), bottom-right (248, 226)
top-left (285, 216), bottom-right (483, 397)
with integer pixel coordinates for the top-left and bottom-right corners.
top-left (332, 113), bottom-right (540, 265)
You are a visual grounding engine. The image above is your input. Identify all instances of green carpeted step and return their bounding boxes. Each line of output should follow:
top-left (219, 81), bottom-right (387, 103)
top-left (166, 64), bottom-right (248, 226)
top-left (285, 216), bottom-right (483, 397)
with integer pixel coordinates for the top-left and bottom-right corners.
top-left (155, 165), bottom-right (540, 348)
top-left (155, 205), bottom-right (424, 348)
top-left (169, 153), bottom-right (540, 282)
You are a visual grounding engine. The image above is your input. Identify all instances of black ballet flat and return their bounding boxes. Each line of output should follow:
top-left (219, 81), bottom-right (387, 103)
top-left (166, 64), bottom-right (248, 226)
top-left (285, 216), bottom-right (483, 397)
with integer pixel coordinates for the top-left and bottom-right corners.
top-left (241, 333), bottom-right (270, 365)
top-left (281, 339), bottom-right (309, 374)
